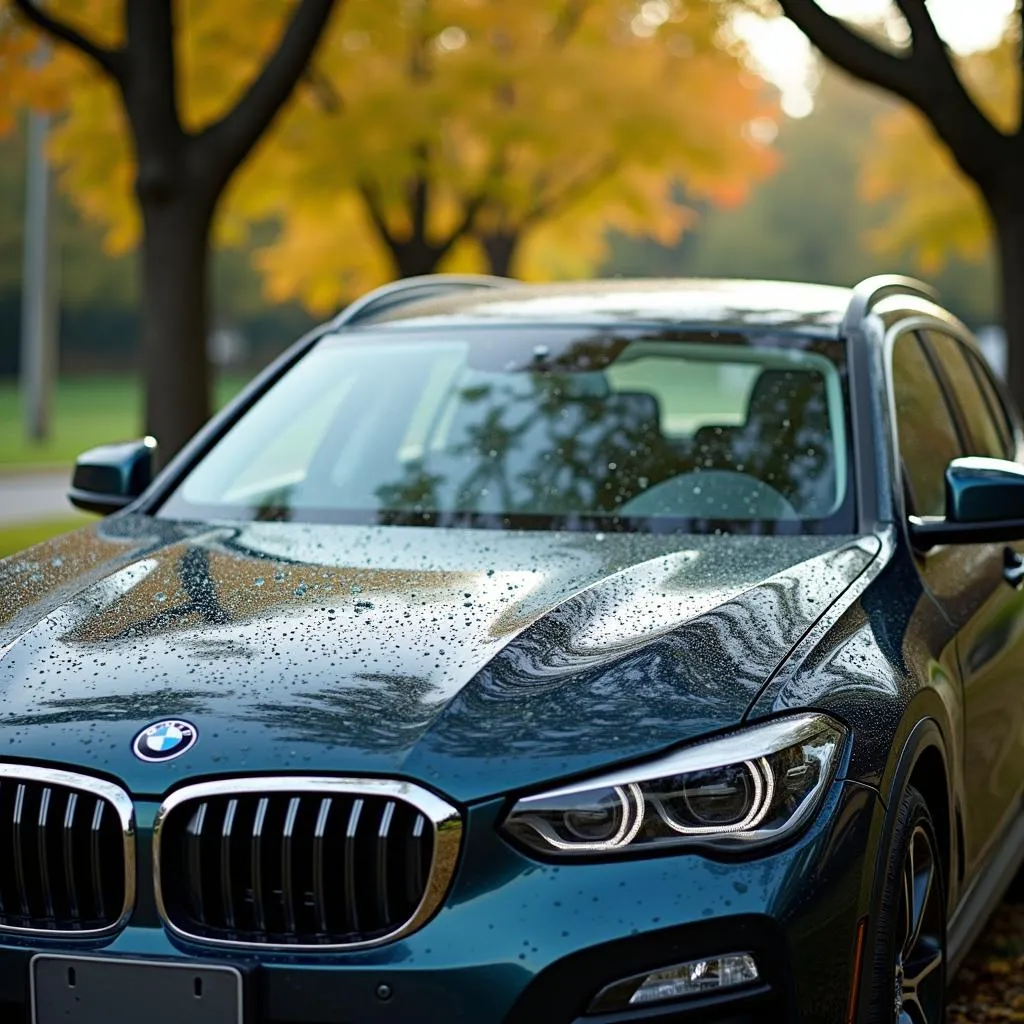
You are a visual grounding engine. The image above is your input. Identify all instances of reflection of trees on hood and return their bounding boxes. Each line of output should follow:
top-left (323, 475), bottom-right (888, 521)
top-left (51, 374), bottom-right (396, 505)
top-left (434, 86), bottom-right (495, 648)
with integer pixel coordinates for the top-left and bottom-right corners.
top-left (97, 547), bottom-right (231, 642)
top-left (422, 574), bottom-right (811, 761)
top-left (240, 673), bottom-right (443, 753)
top-left (0, 689), bottom-right (213, 728)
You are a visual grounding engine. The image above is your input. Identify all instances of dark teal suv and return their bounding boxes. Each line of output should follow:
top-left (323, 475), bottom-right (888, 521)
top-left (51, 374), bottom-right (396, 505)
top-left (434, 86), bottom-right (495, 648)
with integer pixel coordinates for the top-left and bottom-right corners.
top-left (3, 274), bottom-right (1024, 1024)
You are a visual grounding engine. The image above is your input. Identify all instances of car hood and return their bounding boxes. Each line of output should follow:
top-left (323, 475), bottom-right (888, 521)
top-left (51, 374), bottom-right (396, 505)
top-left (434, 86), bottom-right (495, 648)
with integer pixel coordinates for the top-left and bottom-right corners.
top-left (0, 516), bottom-right (879, 802)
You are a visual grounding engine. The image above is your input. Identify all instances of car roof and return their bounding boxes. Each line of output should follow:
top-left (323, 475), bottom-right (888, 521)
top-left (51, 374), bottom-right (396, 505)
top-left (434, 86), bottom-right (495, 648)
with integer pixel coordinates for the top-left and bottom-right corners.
top-left (349, 278), bottom-right (854, 337)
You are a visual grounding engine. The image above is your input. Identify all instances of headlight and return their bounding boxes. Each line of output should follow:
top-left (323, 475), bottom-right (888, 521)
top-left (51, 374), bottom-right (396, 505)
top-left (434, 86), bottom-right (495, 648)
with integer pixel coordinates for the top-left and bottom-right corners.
top-left (502, 713), bottom-right (845, 856)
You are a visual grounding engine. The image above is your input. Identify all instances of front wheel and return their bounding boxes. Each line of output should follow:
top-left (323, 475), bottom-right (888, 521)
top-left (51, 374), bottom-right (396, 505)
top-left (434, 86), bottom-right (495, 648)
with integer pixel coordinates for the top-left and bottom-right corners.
top-left (865, 785), bottom-right (946, 1023)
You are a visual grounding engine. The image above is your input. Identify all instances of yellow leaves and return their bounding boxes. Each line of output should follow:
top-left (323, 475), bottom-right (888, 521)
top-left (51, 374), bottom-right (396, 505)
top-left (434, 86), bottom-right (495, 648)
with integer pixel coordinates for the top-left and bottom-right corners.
top-left (861, 105), bottom-right (991, 273)
top-left (515, 175), bottom-right (698, 282)
top-left (253, 191), bottom-right (393, 314)
top-left (0, 0), bottom-right (314, 253)
top-left (860, 25), bottom-right (1018, 271)
top-left (49, 72), bottom-right (137, 252)
top-left (178, 0), bottom-right (317, 134)
top-left (1, 0), bottom-right (779, 311)
top-left (0, 3), bottom-right (70, 132)
top-left (245, 0), bottom-right (779, 304)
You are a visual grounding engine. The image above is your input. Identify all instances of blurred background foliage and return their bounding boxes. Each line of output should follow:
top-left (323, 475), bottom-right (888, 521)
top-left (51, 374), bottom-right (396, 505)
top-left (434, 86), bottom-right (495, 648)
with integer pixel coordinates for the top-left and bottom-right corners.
top-left (0, 0), bottom-right (1014, 382)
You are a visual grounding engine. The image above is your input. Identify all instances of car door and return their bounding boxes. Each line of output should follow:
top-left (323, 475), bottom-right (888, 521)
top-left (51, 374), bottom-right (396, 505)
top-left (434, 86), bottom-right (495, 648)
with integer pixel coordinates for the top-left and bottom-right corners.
top-left (898, 327), bottom-right (1024, 878)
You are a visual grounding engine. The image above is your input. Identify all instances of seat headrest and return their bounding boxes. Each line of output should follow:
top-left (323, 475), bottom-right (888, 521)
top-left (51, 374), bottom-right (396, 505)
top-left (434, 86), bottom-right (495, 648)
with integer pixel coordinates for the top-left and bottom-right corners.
top-left (746, 369), bottom-right (826, 422)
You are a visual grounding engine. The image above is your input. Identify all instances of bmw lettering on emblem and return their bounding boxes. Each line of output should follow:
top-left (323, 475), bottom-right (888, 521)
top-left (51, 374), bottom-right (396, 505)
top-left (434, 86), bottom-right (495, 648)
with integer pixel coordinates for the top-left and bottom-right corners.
top-left (132, 720), bottom-right (198, 762)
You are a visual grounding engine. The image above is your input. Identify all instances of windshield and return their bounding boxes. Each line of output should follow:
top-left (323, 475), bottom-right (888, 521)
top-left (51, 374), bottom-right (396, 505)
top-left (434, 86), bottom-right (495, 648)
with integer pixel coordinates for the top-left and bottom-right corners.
top-left (158, 326), bottom-right (854, 535)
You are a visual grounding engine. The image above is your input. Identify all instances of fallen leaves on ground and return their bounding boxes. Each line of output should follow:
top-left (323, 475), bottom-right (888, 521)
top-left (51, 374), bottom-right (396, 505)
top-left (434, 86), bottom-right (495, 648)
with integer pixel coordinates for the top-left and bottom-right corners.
top-left (949, 903), bottom-right (1024, 1021)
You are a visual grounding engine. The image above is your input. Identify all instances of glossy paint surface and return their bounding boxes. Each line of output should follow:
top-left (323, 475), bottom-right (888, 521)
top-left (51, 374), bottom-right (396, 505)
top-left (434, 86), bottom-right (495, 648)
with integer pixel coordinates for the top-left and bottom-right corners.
top-left (0, 515), bottom-right (876, 800)
top-left (2, 277), bottom-right (1020, 1023)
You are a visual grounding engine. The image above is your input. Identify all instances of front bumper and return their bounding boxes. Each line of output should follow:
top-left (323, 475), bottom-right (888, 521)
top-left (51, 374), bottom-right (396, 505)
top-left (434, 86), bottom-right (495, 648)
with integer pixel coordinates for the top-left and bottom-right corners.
top-left (0, 780), bottom-right (879, 1024)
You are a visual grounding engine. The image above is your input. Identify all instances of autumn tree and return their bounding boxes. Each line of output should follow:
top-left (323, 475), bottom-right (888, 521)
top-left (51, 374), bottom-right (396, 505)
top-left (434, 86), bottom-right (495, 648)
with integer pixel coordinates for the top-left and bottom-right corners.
top-left (775, 0), bottom-right (1024, 405)
top-left (860, 31), bottom-right (1016, 276)
top-left (1, 0), bottom-right (338, 460)
top-left (237, 0), bottom-right (777, 313)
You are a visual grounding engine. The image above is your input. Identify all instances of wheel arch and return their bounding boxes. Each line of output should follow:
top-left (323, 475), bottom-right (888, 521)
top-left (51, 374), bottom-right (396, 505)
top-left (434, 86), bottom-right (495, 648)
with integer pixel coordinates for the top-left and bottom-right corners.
top-left (851, 717), bottom-right (956, 1021)
top-left (874, 716), bottom-right (958, 914)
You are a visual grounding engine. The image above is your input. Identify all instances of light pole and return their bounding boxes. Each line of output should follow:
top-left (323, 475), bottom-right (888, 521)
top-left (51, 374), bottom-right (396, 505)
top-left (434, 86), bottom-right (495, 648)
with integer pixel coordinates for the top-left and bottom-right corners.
top-left (19, 44), bottom-right (58, 443)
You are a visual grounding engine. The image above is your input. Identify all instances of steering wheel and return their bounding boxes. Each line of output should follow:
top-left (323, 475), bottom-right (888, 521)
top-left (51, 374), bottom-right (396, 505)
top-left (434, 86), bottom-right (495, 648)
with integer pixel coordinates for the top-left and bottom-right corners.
top-left (617, 469), bottom-right (799, 520)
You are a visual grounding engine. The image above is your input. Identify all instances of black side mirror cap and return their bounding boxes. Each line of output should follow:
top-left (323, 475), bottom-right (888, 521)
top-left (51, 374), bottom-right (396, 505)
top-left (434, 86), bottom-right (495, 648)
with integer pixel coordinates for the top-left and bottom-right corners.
top-left (910, 456), bottom-right (1024, 550)
top-left (68, 438), bottom-right (157, 515)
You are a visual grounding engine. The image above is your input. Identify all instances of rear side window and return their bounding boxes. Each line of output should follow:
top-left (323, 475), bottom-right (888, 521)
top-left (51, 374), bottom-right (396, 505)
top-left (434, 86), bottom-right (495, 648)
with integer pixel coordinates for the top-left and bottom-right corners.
top-left (968, 350), bottom-right (1015, 458)
top-left (892, 333), bottom-right (963, 518)
top-left (925, 331), bottom-right (1012, 461)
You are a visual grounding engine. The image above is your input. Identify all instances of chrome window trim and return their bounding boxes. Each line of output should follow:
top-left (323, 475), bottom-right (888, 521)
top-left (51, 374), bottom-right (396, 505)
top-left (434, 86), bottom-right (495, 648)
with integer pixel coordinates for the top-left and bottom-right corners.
top-left (0, 763), bottom-right (135, 938)
top-left (153, 775), bottom-right (463, 951)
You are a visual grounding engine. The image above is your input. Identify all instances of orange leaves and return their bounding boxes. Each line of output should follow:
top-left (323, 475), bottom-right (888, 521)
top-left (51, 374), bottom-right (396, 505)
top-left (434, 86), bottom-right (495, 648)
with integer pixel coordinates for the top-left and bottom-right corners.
top-left (0, 2), bottom-right (71, 133)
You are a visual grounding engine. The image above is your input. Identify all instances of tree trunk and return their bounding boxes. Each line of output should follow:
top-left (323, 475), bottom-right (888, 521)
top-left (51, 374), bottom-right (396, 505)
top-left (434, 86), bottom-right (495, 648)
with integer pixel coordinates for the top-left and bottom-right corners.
top-left (391, 239), bottom-right (446, 279)
top-left (992, 198), bottom-right (1024, 414)
top-left (140, 197), bottom-right (213, 464)
top-left (479, 230), bottom-right (519, 277)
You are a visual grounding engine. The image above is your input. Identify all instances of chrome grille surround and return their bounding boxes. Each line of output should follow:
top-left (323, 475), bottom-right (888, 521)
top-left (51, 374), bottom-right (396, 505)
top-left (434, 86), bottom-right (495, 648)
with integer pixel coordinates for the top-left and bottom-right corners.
top-left (153, 776), bottom-right (462, 951)
top-left (0, 763), bottom-right (135, 938)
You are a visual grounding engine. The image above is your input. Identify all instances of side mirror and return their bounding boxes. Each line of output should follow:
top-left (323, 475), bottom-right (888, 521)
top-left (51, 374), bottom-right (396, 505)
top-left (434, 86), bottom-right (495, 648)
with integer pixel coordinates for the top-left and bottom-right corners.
top-left (910, 457), bottom-right (1024, 549)
top-left (68, 437), bottom-right (157, 515)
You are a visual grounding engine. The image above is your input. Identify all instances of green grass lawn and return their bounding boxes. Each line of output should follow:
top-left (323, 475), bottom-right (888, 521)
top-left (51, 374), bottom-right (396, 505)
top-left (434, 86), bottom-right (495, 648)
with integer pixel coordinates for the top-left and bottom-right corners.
top-left (0, 375), bottom-right (247, 470)
top-left (0, 515), bottom-right (93, 559)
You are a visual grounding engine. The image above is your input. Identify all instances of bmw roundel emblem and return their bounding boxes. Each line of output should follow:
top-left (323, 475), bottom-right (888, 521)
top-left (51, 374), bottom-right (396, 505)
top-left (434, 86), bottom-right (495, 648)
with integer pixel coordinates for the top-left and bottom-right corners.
top-left (132, 719), bottom-right (198, 762)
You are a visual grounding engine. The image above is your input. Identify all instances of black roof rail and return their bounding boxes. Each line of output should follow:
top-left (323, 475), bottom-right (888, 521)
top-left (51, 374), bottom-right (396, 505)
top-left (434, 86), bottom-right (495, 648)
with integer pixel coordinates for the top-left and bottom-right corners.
top-left (332, 274), bottom-right (516, 328)
top-left (841, 274), bottom-right (940, 335)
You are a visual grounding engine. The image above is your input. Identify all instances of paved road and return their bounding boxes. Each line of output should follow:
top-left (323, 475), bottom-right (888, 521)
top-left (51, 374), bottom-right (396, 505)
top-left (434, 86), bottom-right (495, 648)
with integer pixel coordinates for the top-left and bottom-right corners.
top-left (0, 471), bottom-right (74, 524)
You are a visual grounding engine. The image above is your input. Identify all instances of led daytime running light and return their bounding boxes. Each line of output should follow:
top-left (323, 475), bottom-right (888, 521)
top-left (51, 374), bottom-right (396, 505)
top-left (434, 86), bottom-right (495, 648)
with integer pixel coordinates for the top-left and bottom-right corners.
top-left (648, 757), bottom-right (775, 836)
top-left (519, 783), bottom-right (645, 852)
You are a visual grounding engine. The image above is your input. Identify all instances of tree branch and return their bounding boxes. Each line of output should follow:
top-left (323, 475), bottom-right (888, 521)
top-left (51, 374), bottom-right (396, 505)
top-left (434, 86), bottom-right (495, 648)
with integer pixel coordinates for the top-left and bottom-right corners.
top-left (304, 66), bottom-right (343, 114)
top-left (435, 149), bottom-right (509, 257)
top-left (357, 180), bottom-right (398, 249)
top-left (12, 0), bottom-right (124, 80)
top-left (435, 185), bottom-right (491, 260)
top-left (199, 0), bottom-right (337, 179)
top-left (779, 0), bottom-right (1007, 183)
top-left (776, 0), bottom-right (920, 102)
top-left (893, 0), bottom-right (993, 138)
top-left (550, 0), bottom-right (590, 48)
top-left (893, 0), bottom-right (945, 57)
top-left (409, 145), bottom-right (430, 243)
top-left (524, 155), bottom-right (620, 225)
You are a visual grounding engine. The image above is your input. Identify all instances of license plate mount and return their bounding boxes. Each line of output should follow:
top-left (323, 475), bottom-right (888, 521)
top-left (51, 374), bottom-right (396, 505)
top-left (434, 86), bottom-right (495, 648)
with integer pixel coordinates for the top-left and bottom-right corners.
top-left (31, 954), bottom-right (244, 1024)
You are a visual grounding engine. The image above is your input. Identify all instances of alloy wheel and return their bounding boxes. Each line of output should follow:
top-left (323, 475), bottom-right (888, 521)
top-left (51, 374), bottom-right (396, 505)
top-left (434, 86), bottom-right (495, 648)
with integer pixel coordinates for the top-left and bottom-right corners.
top-left (893, 824), bottom-right (945, 1023)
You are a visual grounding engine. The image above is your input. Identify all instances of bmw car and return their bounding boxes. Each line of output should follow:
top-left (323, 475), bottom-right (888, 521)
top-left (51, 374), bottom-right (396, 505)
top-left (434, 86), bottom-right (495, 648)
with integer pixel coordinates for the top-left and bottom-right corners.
top-left (2, 274), bottom-right (1024, 1024)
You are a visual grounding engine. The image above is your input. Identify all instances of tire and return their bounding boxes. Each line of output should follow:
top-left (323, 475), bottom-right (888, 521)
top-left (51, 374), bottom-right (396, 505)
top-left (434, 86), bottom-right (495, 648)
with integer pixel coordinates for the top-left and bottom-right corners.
top-left (863, 785), bottom-right (947, 1023)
